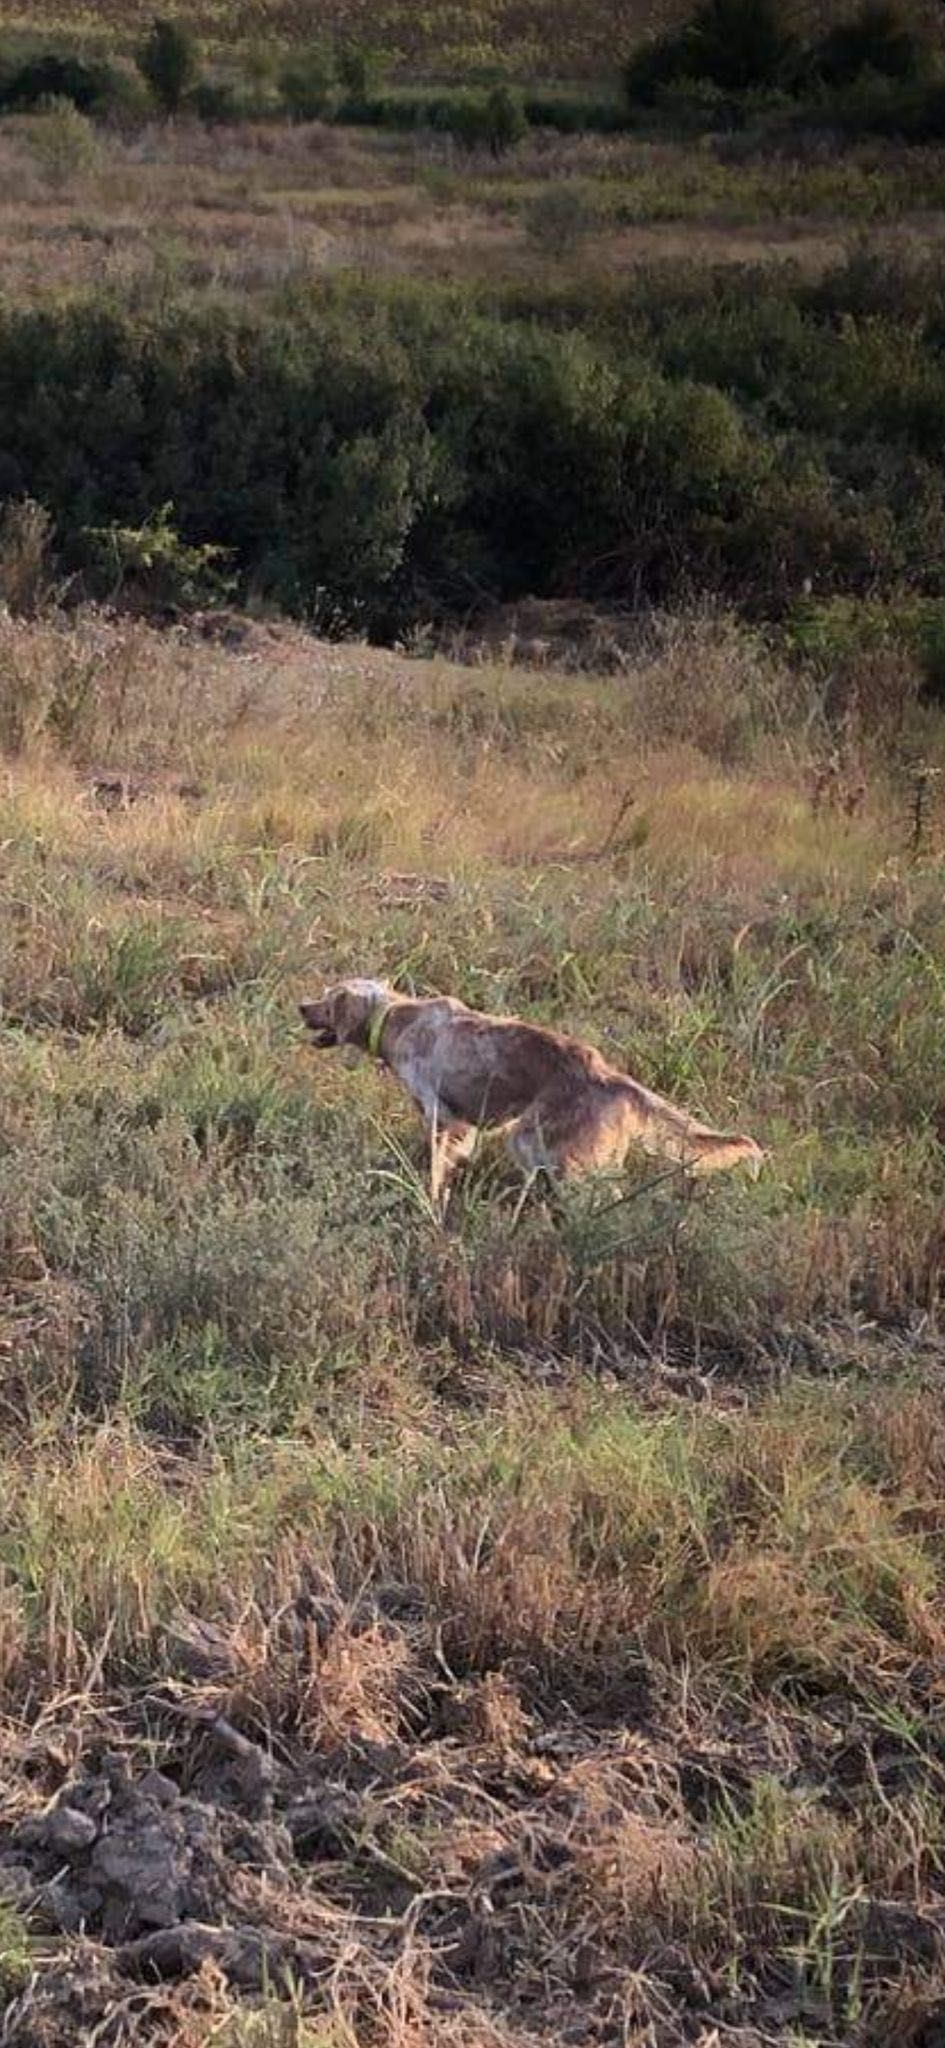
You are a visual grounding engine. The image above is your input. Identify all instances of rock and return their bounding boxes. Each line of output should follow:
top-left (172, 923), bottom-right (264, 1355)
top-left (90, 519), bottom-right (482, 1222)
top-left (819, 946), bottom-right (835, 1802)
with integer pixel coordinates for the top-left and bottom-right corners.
top-left (53, 1774), bottom-right (112, 1821)
top-left (286, 1787), bottom-right (361, 1858)
top-left (7, 1759), bottom-right (283, 1948)
top-left (849, 1898), bottom-right (945, 1969)
top-left (91, 1813), bottom-right (193, 1935)
top-left (138, 1769), bottom-right (180, 1808)
top-left (161, 1615), bottom-right (242, 1680)
top-left (11, 1815), bottom-right (44, 1850)
top-left (118, 1920), bottom-right (323, 1990)
top-left (34, 1875), bottom-right (88, 1934)
top-left (42, 1805), bottom-right (99, 1855)
top-left (0, 1862), bottom-right (34, 1907)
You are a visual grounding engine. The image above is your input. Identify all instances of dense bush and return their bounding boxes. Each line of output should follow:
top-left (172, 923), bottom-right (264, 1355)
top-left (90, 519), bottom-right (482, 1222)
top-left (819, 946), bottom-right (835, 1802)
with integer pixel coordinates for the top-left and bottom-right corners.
top-left (0, 266), bottom-right (941, 631)
top-left (813, 3), bottom-right (928, 87)
top-left (624, 0), bottom-right (940, 129)
top-left (0, 52), bottom-right (109, 115)
top-left (432, 83), bottom-right (528, 154)
top-left (626, 0), bottom-right (799, 106)
top-left (524, 182), bottom-right (600, 254)
top-left (189, 77), bottom-right (241, 123)
top-left (24, 96), bottom-right (101, 187)
top-left (137, 17), bottom-right (199, 115)
top-left (347, 83), bottom-right (624, 136)
top-left (520, 89), bottom-right (627, 133)
top-left (820, 72), bottom-right (945, 139)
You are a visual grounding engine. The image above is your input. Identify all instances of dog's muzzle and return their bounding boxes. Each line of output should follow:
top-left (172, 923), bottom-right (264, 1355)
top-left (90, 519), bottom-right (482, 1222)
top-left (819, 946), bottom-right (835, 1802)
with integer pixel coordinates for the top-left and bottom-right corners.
top-left (300, 1004), bottom-right (337, 1047)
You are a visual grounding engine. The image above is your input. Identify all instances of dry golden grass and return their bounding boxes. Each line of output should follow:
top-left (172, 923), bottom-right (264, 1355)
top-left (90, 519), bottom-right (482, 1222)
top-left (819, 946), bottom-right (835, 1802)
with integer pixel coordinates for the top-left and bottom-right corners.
top-left (0, 114), bottom-right (941, 307)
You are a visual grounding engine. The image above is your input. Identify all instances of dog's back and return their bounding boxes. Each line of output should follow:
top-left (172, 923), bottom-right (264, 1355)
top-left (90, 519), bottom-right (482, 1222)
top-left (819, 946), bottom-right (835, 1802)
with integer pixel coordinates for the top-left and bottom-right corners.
top-left (391, 1002), bottom-right (603, 1126)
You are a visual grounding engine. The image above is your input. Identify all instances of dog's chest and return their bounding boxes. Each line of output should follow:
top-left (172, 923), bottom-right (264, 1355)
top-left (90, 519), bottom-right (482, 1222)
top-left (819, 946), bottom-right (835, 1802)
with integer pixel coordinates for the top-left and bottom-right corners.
top-left (390, 1022), bottom-right (444, 1117)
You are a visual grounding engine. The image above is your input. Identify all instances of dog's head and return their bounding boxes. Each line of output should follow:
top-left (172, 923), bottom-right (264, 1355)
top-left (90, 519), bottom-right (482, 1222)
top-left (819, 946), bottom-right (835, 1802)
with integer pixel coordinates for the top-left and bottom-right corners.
top-left (300, 977), bottom-right (395, 1051)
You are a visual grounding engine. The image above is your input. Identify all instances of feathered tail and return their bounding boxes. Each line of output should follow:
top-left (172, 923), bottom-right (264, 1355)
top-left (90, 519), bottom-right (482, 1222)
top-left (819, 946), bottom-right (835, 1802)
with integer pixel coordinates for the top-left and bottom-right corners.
top-left (622, 1079), bottom-right (765, 1178)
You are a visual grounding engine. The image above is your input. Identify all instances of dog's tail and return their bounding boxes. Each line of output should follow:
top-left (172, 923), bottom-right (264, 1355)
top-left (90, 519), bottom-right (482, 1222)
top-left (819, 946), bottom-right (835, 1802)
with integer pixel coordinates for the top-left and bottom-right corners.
top-left (622, 1080), bottom-right (765, 1179)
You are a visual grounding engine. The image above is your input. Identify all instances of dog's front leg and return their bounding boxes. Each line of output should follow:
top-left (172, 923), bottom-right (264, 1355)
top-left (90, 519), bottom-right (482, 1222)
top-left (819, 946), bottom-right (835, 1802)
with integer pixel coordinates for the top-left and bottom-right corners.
top-left (429, 1117), bottom-right (477, 1220)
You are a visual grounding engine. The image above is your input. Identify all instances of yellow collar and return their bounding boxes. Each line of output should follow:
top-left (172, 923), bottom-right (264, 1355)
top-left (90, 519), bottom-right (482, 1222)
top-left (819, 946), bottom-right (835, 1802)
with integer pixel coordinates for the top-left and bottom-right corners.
top-left (366, 1003), bottom-right (390, 1060)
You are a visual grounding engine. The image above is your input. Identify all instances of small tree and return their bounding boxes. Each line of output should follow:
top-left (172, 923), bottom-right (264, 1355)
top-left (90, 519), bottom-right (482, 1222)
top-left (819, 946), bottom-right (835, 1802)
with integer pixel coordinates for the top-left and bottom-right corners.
top-left (137, 18), bottom-right (199, 115)
top-left (336, 40), bottom-right (382, 107)
top-left (483, 83), bottom-right (528, 156)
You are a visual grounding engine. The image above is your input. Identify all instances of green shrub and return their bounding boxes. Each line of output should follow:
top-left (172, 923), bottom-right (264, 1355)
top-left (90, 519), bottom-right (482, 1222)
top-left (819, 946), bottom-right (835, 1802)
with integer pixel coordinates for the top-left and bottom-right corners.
top-left (436, 84), bottom-right (528, 155)
top-left (483, 83), bottom-right (528, 155)
top-left (0, 497), bottom-right (55, 615)
top-left (624, 29), bottom-right (700, 107)
top-left (0, 1902), bottom-right (30, 1997)
top-left (137, 17), bottom-right (199, 115)
top-left (278, 42), bottom-right (336, 120)
top-left (813, 4), bottom-right (928, 87)
top-left (25, 95), bottom-right (101, 189)
top-left (521, 89), bottom-right (627, 133)
top-left (832, 74), bottom-right (945, 139)
top-left (242, 38), bottom-right (276, 112)
top-left (349, 83), bottom-right (623, 136)
top-left (523, 182), bottom-right (599, 254)
top-left (785, 594), bottom-right (945, 696)
top-left (189, 77), bottom-right (241, 123)
top-left (84, 503), bottom-right (233, 610)
top-left (94, 57), bottom-right (154, 128)
top-left (692, 0), bottom-right (798, 92)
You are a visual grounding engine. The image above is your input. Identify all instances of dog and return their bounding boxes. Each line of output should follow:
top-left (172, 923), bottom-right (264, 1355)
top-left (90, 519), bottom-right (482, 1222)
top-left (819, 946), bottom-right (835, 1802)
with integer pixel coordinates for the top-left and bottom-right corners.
top-left (300, 977), bottom-right (764, 1214)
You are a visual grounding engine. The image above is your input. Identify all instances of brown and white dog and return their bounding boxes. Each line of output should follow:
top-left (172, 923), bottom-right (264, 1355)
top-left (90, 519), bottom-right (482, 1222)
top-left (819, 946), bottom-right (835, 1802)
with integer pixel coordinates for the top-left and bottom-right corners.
top-left (301, 978), bottom-right (764, 1213)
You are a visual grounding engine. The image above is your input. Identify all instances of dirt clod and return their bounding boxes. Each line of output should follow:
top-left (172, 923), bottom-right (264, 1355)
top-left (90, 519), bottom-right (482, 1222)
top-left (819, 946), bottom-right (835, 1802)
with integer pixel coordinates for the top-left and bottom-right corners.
top-left (7, 1759), bottom-right (290, 1947)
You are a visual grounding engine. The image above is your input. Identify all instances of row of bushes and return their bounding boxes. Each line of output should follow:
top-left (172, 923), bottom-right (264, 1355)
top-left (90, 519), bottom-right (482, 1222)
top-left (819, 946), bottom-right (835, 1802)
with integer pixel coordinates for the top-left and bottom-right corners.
top-left (0, 259), bottom-right (942, 633)
top-left (0, 24), bottom-right (534, 152)
top-left (3, 4), bottom-right (943, 144)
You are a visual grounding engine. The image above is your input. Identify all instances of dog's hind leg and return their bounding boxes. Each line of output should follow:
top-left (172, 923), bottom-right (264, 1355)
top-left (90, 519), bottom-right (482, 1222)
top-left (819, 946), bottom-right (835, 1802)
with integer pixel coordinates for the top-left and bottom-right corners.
top-left (505, 1087), bottom-right (627, 1216)
top-left (504, 1109), bottom-right (567, 1230)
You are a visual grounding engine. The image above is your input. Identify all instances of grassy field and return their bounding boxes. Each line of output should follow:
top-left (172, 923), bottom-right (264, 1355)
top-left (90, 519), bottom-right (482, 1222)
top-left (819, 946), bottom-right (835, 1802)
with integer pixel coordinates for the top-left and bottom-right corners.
top-left (2, 112), bottom-right (945, 306)
top-left (0, 28), bottom-right (944, 2044)
top-left (7, 0), bottom-right (944, 70)
top-left (0, 606), bottom-right (944, 2046)
top-left (0, 0), bottom-right (693, 72)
